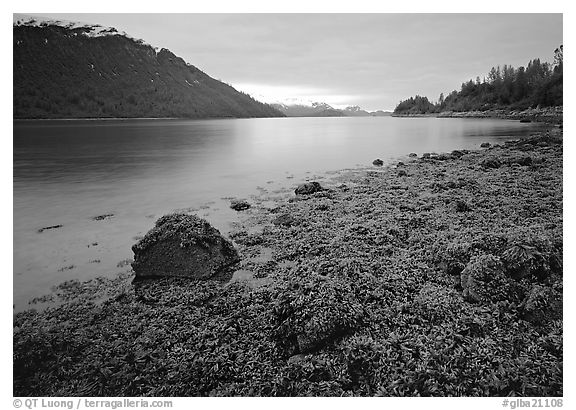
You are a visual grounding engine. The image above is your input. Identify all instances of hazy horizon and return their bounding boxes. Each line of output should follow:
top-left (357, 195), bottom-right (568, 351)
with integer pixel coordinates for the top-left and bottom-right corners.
top-left (17, 13), bottom-right (563, 111)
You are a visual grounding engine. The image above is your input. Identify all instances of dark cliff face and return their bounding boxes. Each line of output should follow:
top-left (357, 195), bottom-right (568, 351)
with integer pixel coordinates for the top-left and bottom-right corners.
top-left (13, 24), bottom-right (284, 119)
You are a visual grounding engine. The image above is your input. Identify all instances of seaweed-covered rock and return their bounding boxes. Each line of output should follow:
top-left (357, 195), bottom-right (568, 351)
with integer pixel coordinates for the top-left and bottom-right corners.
top-left (229, 231), bottom-right (265, 246)
top-left (431, 153), bottom-right (451, 161)
top-left (521, 285), bottom-right (562, 326)
top-left (508, 155), bottom-right (533, 166)
top-left (315, 199), bottom-right (332, 211)
top-left (372, 159), bottom-right (384, 166)
top-left (422, 153), bottom-right (431, 159)
top-left (295, 182), bottom-right (323, 195)
top-left (414, 284), bottom-right (463, 321)
top-left (272, 276), bottom-right (364, 355)
top-left (460, 254), bottom-right (512, 303)
top-left (343, 335), bottom-right (383, 387)
top-left (272, 214), bottom-right (298, 227)
top-left (480, 157), bottom-right (501, 169)
top-left (451, 150), bottom-right (464, 158)
top-left (131, 213), bottom-right (239, 279)
top-left (434, 240), bottom-right (472, 278)
top-left (230, 199), bottom-right (251, 211)
top-left (501, 244), bottom-right (549, 281)
top-left (455, 199), bottom-right (471, 212)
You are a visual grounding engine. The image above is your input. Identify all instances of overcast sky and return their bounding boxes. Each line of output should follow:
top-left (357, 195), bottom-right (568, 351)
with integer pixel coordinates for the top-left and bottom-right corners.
top-left (34, 13), bottom-right (562, 111)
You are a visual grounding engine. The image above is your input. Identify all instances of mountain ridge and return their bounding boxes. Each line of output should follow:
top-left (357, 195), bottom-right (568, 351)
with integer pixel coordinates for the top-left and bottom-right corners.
top-left (13, 16), bottom-right (284, 119)
top-left (270, 101), bottom-right (391, 117)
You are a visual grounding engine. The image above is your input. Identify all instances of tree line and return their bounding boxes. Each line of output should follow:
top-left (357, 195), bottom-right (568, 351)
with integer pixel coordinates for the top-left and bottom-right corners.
top-left (394, 46), bottom-right (563, 115)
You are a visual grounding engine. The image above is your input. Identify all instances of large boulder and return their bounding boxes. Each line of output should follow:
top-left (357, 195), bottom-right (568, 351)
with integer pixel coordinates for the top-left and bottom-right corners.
top-left (460, 254), bottom-right (515, 303)
top-left (131, 213), bottom-right (239, 279)
top-left (295, 181), bottom-right (323, 195)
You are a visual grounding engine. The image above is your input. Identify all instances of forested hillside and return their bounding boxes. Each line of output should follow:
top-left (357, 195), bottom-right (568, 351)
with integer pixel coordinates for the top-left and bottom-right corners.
top-left (394, 46), bottom-right (563, 115)
top-left (13, 20), bottom-right (283, 119)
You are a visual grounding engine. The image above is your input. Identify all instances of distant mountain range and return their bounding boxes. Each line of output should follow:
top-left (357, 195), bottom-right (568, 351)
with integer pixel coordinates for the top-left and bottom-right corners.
top-left (13, 15), bottom-right (284, 119)
top-left (270, 101), bottom-right (391, 117)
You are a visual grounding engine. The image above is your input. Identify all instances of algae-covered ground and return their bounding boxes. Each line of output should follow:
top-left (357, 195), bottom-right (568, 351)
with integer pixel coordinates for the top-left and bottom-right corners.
top-left (13, 128), bottom-right (563, 397)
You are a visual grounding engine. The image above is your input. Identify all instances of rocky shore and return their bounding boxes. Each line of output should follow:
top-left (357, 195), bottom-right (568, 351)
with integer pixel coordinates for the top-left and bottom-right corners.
top-left (14, 127), bottom-right (563, 397)
top-left (393, 107), bottom-right (563, 124)
top-left (437, 107), bottom-right (563, 124)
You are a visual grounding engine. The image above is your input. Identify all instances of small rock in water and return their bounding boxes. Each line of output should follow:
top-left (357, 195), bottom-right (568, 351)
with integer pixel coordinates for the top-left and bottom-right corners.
top-left (480, 142), bottom-right (491, 148)
top-left (92, 214), bottom-right (114, 221)
top-left (131, 213), bottom-right (239, 279)
top-left (295, 182), bottom-right (323, 195)
top-left (372, 159), bottom-right (384, 166)
top-left (38, 224), bottom-right (63, 233)
top-left (422, 153), bottom-right (431, 159)
top-left (230, 199), bottom-right (251, 211)
top-left (397, 161), bottom-right (405, 167)
top-left (117, 259), bottom-right (133, 268)
top-left (408, 152), bottom-right (418, 157)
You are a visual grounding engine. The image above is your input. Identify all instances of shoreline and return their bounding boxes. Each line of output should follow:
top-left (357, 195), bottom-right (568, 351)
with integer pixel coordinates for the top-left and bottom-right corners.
top-left (392, 107), bottom-right (563, 124)
top-left (14, 127), bottom-right (563, 396)
top-left (14, 106), bottom-right (562, 123)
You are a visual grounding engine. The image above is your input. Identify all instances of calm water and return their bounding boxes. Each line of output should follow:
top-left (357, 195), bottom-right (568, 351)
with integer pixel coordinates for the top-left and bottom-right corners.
top-left (13, 116), bottom-right (547, 309)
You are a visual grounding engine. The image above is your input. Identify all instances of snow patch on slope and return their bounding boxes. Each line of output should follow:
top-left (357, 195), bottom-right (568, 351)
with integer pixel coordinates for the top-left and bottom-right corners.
top-left (267, 98), bottom-right (336, 110)
top-left (13, 14), bottom-right (159, 52)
